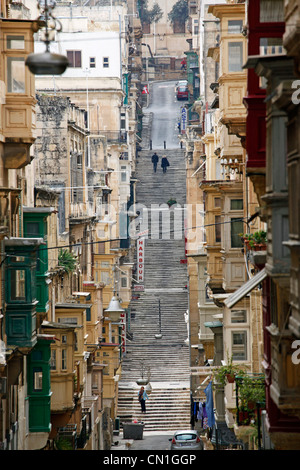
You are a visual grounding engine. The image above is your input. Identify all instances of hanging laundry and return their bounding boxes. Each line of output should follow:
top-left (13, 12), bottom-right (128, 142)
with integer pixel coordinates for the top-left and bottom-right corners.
top-left (204, 381), bottom-right (215, 428)
top-left (197, 402), bottom-right (203, 421)
top-left (202, 402), bottom-right (209, 429)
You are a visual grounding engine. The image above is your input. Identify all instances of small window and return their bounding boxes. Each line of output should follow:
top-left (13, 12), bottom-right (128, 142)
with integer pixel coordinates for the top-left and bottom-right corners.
top-left (67, 50), bottom-right (82, 68)
top-left (215, 215), bottom-right (221, 243)
top-left (228, 42), bottom-right (243, 72)
top-left (103, 57), bottom-right (109, 68)
top-left (230, 199), bottom-right (243, 210)
top-left (50, 350), bottom-right (56, 370)
top-left (33, 368), bottom-right (43, 390)
top-left (7, 35), bottom-right (25, 49)
top-left (101, 271), bottom-right (110, 284)
top-left (121, 166), bottom-right (127, 182)
top-left (10, 269), bottom-right (26, 301)
top-left (214, 197), bottom-right (221, 208)
top-left (62, 349), bottom-right (67, 370)
top-left (232, 331), bottom-right (247, 360)
top-left (7, 57), bottom-right (25, 93)
top-left (58, 317), bottom-right (78, 325)
top-left (86, 307), bottom-right (91, 322)
top-left (260, 37), bottom-right (284, 56)
top-left (228, 20), bottom-right (243, 34)
top-left (121, 276), bottom-right (127, 287)
top-left (231, 310), bottom-right (247, 323)
top-left (26, 222), bottom-right (40, 236)
top-left (90, 57), bottom-right (96, 68)
top-left (101, 261), bottom-right (110, 268)
top-left (259, 0), bottom-right (284, 23)
top-left (231, 218), bottom-right (244, 248)
top-left (62, 335), bottom-right (67, 344)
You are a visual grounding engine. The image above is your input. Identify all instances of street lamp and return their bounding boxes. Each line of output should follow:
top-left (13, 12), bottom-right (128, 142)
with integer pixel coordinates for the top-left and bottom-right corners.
top-left (26, 0), bottom-right (68, 75)
top-left (104, 265), bottom-right (125, 322)
top-left (136, 360), bottom-right (151, 386)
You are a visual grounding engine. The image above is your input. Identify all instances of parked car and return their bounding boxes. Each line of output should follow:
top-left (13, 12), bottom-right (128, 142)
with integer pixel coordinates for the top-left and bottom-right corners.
top-left (175, 79), bottom-right (188, 91)
top-left (169, 430), bottom-right (204, 450)
top-left (176, 85), bottom-right (188, 100)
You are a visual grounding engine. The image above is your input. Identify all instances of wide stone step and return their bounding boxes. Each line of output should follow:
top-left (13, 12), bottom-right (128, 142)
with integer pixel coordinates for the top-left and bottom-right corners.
top-left (117, 385), bottom-right (191, 431)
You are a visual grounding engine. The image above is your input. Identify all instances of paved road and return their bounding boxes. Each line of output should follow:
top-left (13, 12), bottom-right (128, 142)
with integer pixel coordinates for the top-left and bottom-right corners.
top-left (147, 81), bottom-right (186, 150)
top-left (129, 432), bottom-right (173, 450)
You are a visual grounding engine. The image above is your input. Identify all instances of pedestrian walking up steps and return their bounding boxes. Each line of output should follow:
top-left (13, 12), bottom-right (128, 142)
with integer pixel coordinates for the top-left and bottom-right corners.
top-left (118, 146), bottom-right (191, 432)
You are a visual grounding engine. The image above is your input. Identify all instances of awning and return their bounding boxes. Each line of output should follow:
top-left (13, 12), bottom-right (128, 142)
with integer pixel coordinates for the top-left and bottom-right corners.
top-left (224, 268), bottom-right (267, 309)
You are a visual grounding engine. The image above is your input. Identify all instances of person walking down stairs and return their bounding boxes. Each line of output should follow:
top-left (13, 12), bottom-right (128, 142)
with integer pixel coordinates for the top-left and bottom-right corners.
top-left (138, 387), bottom-right (149, 413)
top-left (161, 155), bottom-right (170, 173)
top-left (151, 152), bottom-right (159, 172)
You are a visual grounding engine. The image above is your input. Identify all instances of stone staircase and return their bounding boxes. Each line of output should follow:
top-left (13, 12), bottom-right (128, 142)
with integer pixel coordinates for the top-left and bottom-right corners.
top-left (117, 135), bottom-right (191, 431)
top-left (117, 383), bottom-right (191, 432)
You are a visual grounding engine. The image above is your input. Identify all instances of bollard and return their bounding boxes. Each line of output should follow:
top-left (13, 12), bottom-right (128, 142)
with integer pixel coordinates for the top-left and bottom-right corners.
top-left (150, 140), bottom-right (152, 150)
top-left (164, 141), bottom-right (166, 149)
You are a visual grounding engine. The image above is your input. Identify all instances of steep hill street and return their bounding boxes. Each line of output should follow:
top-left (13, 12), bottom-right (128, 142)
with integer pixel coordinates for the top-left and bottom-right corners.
top-left (117, 81), bottom-right (191, 433)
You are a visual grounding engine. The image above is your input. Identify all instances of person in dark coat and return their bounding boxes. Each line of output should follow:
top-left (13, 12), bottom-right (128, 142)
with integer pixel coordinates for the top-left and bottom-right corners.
top-left (151, 152), bottom-right (159, 172)
top-left (138, 386), bottom-right (148, 413)
top-left (161, 155), bottom-right (170, 173)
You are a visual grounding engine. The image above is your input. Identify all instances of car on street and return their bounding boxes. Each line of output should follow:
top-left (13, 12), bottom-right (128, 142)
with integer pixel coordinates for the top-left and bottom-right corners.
top-left (175, 79), bottom-right (188, 90)
top-left (176, 85), bottom-right (188, 100)
top-left (169, 430), bottom-right (204, 450)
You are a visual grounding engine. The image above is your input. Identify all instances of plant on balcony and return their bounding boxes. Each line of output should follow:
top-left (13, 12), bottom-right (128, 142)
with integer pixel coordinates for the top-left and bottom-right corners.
top-left (237, 374), bottom-right (265, 424)
top-left (240, 230), bottom-right (267, 250)
top-left (213, 354), bottom-right (246, 386)
top-left (58, 249), bottom-right (78, 274)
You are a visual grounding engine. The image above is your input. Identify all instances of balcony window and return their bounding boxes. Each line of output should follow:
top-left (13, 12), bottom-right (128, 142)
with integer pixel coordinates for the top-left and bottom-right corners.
top-left (121, 166), bottom-right (127, 182)
top-left (259, 0), bottom-right (284, 23)
top-left (228, 20), bottom-right (243, 34)
top-left (33, 368), bottom-right (43, 391)
top-left (232, 331), bottom-right (247, 360)
top-left (228, 42), bottom-right (243, 72)
top-left (7, 35), bottom-right (25, 49)
top-left (58, 317), bottom-right (78, 325)
top-left (62, 349), bottom-right (67, 370)
top-left (7, 57), bottom-right (25, 93)
top-left (231, 218), bottom-right (244, 248)
top-left (101, 271), bottom-right (110, 284)
top-left (230, 199), bottom-right (243, 210)
top-left (214, 197), bottom-right (221, 208)
top-left (231, 310), bottom-right (247, 323)
top-left (215, 215), bottom-right (221, 242)
top-left (50, 350), bottom-right (56, 370)
top-left (10, 269), bottom-right (26, 301)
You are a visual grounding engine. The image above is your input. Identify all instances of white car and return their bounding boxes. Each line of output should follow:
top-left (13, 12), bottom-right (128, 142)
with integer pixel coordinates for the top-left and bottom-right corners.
top-left (175, 80), bottom-right (188, 91)
top-left (169, 430), bottom-right (204, 451)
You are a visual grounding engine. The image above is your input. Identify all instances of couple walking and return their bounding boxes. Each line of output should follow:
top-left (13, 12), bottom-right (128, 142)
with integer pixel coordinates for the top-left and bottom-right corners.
top-left (152, 152), bottom-right (170, 173)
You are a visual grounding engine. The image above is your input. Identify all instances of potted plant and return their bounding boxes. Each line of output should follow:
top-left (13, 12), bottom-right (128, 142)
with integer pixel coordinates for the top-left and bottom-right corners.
top-left (213, 354), bottom-right (246, 386)
top-left (240, 231), bottom-right (267, 250)
top-left (237, 374), bottom-right (265, 424)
